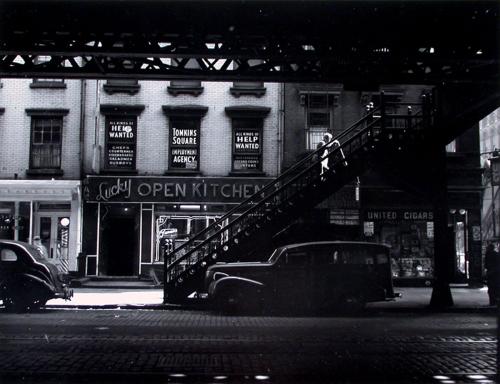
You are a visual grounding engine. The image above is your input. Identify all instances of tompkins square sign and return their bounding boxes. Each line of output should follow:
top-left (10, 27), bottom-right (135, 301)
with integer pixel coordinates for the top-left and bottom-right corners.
top-left (83, 176), bottom-right (272, 204)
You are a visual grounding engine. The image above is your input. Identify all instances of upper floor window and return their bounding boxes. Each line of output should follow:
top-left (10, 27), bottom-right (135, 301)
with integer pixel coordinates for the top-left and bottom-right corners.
top-left (230, 60), bottom-right (266, 97)
top-left (302, 93), bottom-right (337, 150)
top-left (162, 105), bottom-right (208, 174)
top-left (30, 117), bottom-right (63, 169)
top-left (100, 104), bottom-right (145, 174)
top-left (30, 56), bottom-right (66, 89)
top-left (167, 59), bottom-right (204, 96)
top-left (225, 106), bottom-right (270, 175)
top-left (103, 79), bottom-right (140, 95)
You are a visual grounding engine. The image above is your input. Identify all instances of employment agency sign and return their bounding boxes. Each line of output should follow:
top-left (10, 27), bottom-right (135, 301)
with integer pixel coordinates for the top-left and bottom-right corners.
top-left (83, 176), bottom-right (272, 203)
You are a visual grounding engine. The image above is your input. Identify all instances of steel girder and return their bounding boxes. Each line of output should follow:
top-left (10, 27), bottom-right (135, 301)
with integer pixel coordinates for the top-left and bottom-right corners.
top-left (0, 1), bottom-right (498, 84)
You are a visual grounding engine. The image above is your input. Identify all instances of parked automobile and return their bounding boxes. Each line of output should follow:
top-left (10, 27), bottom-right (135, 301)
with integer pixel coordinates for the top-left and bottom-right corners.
top-left (0, 240), bottom-right (73, 311)
top-left (205, 241), bottom-right (399, 313)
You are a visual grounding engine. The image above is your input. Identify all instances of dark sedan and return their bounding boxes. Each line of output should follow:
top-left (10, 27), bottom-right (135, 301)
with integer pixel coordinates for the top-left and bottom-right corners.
top-left (0, 239), bottom-right (73, 311)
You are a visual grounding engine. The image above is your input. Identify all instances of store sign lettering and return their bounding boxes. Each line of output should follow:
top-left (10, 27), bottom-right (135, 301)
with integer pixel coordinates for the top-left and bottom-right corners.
top-left (86, 177), bottom-right (272, 203)
top-left (365, 210), bottom-right (434, 221)
top-left (96, 178), bottom-right (132, 201)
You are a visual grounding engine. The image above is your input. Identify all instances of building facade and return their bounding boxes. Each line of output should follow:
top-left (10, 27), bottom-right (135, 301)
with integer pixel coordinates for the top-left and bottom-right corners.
top-left (479, 108), bottom-right (500, 243)
top-left (282, 83), bottom-right (484, 286)
top-left (80, 80), bottom-right (281, 277)
top-left (0, 78), bottom-right (82, 273)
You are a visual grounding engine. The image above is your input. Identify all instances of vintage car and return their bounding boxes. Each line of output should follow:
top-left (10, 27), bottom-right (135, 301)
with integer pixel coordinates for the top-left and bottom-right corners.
top-left (0, 240), bottom-right (73, 311)
top-left (205, 241), bottom-right (399, 313)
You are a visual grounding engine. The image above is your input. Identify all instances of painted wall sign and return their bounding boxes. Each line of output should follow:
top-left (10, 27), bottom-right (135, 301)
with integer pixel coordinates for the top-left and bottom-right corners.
top-left (104, 116), bottom-right (137, 169)
top-left (364, 210), bottom-right (434, 221)
top-left (84, 176), bottom-right (273, 203)
top-left (169, 119), bottom-right (200, 171)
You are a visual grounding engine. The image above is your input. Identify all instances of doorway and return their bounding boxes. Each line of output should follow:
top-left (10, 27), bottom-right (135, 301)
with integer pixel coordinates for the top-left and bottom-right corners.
top-left (103, 216), bottom-right (136, 276)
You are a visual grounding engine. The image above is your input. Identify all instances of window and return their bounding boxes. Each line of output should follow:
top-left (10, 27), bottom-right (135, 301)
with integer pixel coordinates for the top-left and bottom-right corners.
top-left (225, 106), bottom-right (270, 175)
top-left (303, 93), bottom-right (337, 150)
top-left (162, 105), bottom-right (208, 174)
top-left (100, 104), bottom-right (145, 173)
top-left (168, 59), bottom-right (203, 96)
top-left (30, 116), bottom-right (63, 169)
top-left (230, 60), bottom-right (266, 97)
top-left (0, 248), bottom-right (17, 262)
top-left (103, 79), bottom-right (140, 95)
top-left (30, 56), bottom-right (66, 88)
top-left (446, 140), bottom-right (457, 153)
top-left (284, 251), bottom-right (310, 266)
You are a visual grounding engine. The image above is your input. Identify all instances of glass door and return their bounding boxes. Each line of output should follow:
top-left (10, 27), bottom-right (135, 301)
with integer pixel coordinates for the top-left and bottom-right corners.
top-left (35, 213), bottom-right (70, 273)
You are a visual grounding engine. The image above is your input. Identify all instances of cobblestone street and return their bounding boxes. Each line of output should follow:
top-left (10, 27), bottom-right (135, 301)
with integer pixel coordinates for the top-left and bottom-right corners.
top-left (0, 308), bottom-right (496, 383)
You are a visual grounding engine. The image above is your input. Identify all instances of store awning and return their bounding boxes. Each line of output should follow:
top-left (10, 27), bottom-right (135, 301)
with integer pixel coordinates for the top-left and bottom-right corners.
top-left (0, 180), bottom-right (80, 201)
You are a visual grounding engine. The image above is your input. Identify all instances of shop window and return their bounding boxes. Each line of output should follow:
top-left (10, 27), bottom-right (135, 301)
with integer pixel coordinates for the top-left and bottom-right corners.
top-left (162, 105), bottom-right (208, 174)
top-left (154, 215), bottom-right (220, 263)
top-left (225, 106), bottom-right (270, 176)
top-left (103, 79), bottom-right (140, 95)
top-left (167, 59), bottom-right (203, 96)
top-left (29, 116), bottom-right (63, 171)
top-left (302, 93), bottom-right (337, 150)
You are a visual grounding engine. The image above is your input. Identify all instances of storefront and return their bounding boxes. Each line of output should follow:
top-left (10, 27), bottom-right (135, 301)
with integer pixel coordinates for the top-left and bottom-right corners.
top-left (0, 180), bottom-right (82, 274)
top-left (82, 176), bottom-right (272, 277)
top-left (362, 209), bottom-right (435, 285)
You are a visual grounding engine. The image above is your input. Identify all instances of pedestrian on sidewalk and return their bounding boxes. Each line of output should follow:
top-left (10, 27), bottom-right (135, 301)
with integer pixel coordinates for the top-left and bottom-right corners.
top-left (484, 240), bottom-right (499, 306)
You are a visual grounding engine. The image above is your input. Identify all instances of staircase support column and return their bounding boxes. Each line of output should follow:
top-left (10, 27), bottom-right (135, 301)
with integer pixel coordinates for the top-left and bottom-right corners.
top-left (429, 145), bottom-right (454, 308)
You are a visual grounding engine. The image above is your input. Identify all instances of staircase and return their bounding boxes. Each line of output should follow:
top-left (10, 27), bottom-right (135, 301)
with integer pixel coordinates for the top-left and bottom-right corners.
top-left (163, 95), bottom-right (434, 303)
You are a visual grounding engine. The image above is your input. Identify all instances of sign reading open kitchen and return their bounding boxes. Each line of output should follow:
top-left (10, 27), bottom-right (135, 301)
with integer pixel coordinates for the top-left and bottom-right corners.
top-left (169, 119), bottom-right (200, 170)
top-left (233, 129), bottom-right (262, 171)
top-left (84, 176), bottom-right (273, 203)
top-left (105, 116), bottom-right (137, 170)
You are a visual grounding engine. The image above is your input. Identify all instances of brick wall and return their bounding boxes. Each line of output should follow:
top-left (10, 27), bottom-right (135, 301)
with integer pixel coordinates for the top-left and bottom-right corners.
top-left (83, 80), bottom-right (281, 177)
top-left (0, 79), bottom-right (82, 179)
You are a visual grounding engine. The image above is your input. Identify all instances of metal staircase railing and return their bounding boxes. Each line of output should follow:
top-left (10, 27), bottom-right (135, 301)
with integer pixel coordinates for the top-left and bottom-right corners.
top-left (162, 95), bottom-right (433, 302)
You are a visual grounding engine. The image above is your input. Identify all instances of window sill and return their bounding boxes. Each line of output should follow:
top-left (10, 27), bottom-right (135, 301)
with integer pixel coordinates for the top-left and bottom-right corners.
top-left (26, 168), bottom-right (64, 177)
top-left (103, 84), bottom-right (140, 95)
top-left (164, 170), bottom-right (202, 176)
top-left (229, 171), bottom-right (266, 177)
top-left (30, 82), bottom-right (67, 89)
top-left (101, 169), bottom-right (139, 175)
top-left (230, 86), bottom-right (266, 98)
top-left (167, 85), bottom-right (204, 96)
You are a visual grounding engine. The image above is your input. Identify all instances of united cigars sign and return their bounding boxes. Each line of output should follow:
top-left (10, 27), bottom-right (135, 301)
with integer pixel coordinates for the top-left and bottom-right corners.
top-left (84, 176), bottom-right (272, 203)
top-left (104, 116), bottom-right (137, 170)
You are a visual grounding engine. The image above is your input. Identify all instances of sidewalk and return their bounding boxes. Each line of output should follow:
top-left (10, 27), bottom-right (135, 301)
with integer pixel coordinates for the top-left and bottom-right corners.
top-left (46, 286), bottom-right (496, 311)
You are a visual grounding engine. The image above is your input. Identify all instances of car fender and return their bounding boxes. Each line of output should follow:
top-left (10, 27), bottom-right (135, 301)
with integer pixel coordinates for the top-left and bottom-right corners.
top-left (209, 276), bottom-right (264, 298)
top-left (3, 273), bottom-right (57, 295)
